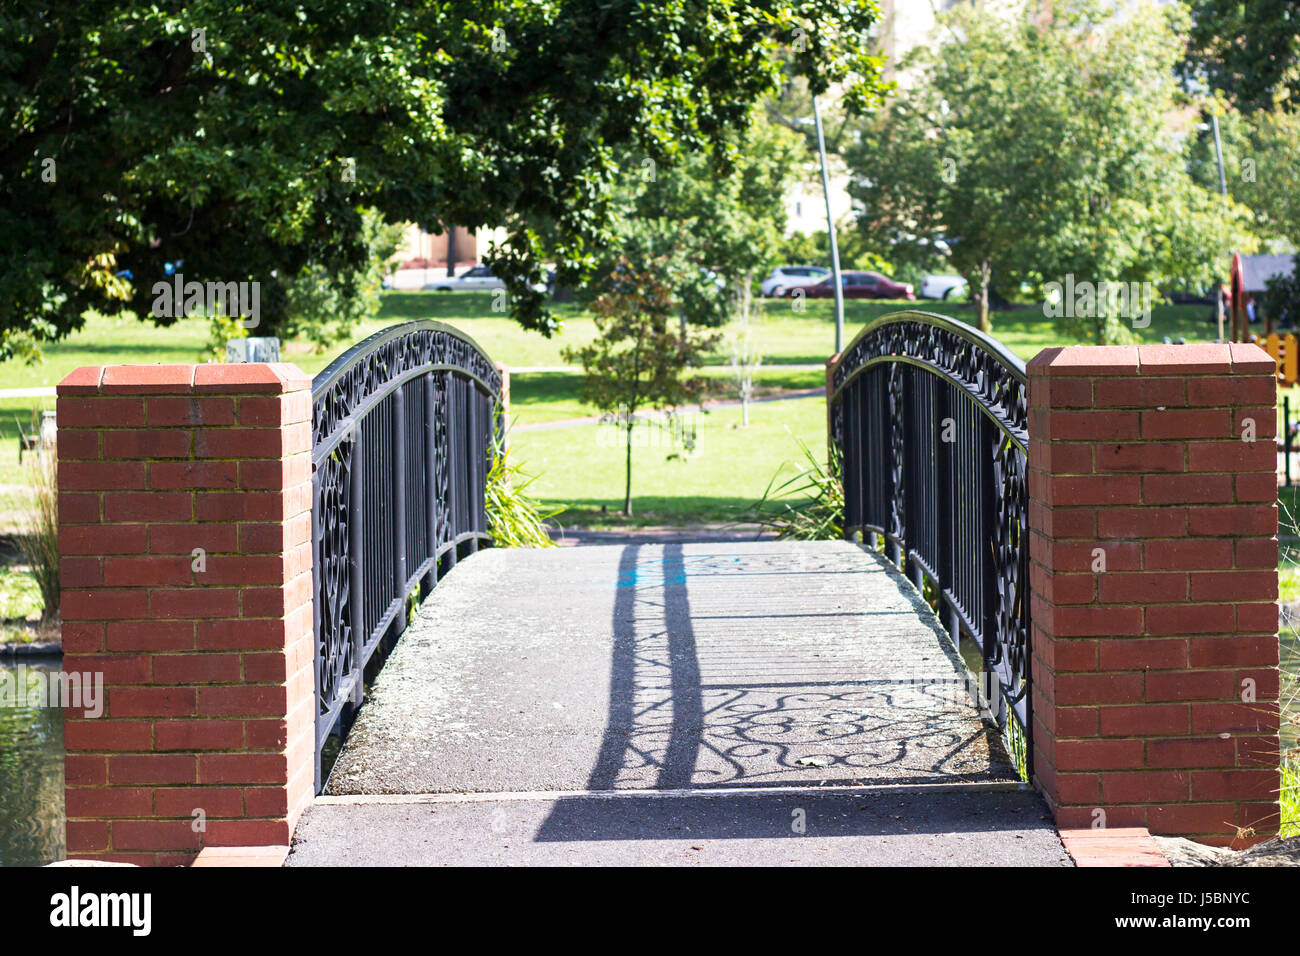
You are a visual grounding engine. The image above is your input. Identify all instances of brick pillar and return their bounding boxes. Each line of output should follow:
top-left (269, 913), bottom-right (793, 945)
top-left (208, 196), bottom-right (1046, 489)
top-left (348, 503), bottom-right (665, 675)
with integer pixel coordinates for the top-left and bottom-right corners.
top-left (58, 364), bottom-right (315, 865)
top-left (1027, 344), bottom-right (1281, 846)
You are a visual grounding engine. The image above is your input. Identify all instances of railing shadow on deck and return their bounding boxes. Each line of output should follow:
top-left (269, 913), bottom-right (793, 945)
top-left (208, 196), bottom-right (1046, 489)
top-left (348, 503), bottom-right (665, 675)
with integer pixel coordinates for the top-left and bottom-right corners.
top-left (536, 541), bottom-right (1021, 843)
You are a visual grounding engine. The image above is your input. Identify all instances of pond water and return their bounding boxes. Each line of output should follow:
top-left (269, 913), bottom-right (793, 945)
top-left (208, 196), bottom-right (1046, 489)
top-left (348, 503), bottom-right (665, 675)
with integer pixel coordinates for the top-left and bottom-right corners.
top-left (0, 659), bottom-right (65, 867)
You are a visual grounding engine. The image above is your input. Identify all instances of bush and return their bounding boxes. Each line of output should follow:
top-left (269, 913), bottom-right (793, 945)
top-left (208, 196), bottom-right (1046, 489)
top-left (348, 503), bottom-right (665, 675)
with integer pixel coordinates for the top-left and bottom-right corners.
top-left (485, 442), bottom-right (560, 548)
top-left (17, 437), bottom-right (58, 623)
top-left (752, 433), bottom-right (843, 540)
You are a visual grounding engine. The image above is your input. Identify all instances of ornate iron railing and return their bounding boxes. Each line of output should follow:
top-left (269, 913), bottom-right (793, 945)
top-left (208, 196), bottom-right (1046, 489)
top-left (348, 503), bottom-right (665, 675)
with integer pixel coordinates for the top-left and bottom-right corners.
top-left (311, 320), bottom-right (502, 790)
top-left (828, 310), bottom-right (1031, 776)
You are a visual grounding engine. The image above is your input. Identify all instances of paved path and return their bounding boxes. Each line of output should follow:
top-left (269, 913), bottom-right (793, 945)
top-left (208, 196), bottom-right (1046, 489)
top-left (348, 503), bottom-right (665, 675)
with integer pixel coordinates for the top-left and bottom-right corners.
top-left (288, 541), bottom-right (1069, 865)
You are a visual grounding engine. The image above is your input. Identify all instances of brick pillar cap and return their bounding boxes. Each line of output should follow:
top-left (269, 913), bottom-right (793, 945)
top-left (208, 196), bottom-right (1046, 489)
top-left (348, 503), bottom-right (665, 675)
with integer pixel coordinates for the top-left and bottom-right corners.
top-left (58, 363), bottom-right (311, 396)
top-left (1028, 342), bottom-right (1272, 377)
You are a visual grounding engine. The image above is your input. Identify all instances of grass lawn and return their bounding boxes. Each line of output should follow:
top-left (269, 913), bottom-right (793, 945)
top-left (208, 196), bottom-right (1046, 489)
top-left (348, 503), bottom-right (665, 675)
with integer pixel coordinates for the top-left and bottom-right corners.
top-left (510, 394), bottom-right (826, 529)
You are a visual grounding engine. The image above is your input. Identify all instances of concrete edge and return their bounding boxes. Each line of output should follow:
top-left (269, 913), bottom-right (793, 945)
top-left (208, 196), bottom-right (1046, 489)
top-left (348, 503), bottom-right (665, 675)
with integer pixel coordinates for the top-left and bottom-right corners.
top-left (1058, 827), bottom-right (1172, 867)
top-left (315, 780), bottom-right (1034, 806)
top-left (0, 641), bottom-right (62, 659)
top-left (191, 845), bottom-right (290, 867)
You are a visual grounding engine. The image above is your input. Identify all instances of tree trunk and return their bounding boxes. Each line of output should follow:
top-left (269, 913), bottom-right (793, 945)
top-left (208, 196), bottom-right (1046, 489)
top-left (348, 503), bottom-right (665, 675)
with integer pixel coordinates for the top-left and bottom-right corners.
top-left (975, 260), bottom-right (992, 332)
top-left (623, 418), bottom-right (633, 516)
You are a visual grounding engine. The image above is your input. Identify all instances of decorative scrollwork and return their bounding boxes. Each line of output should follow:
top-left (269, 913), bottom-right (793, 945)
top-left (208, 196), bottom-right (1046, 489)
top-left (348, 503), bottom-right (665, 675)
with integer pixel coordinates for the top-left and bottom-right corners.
top-left (313, 323), bottom-right (501, 455)
top-left (832, 312), bottom-right (1027, 445)
top-left (828, 310), bottom-right (1031, 776)
top-left (311, 320), bottom-right (502, 791)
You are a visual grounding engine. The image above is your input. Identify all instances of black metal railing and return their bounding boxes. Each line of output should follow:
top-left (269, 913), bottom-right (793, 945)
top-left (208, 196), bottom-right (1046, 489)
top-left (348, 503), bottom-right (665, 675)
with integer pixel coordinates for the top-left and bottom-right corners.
top-left (828, 311), bottom-right (1031, 776)
top-left (310, 320), bottom-right (502, 790)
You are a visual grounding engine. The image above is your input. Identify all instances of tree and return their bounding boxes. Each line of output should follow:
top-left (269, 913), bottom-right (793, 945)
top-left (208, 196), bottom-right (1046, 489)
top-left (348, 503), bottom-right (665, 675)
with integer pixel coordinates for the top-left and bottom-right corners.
top-left (0, 1), bottom-right (887, 360)
top-left (593, 110), bottom-right (808, 331)
top-left (845, 0), bottom-right (1254, 339)
top-left (1182, 0), bottom-right (1300, 113)
top-left (727, 278), bottom-right (762, 427)
top-left (563, 259), bottom-right (719, 516)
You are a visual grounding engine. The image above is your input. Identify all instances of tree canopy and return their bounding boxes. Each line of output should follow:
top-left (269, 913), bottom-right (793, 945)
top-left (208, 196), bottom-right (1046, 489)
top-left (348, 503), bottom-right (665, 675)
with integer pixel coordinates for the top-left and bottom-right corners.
top-left (846, 0), bottom-right (1254, 339)
top-left (1, 0), bottom-right (886, 358)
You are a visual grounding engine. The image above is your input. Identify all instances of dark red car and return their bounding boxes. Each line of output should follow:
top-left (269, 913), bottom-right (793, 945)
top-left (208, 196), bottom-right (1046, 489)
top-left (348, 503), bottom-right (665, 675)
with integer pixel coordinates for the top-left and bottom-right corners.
top-left (802, 271), bottom-right (915, 300)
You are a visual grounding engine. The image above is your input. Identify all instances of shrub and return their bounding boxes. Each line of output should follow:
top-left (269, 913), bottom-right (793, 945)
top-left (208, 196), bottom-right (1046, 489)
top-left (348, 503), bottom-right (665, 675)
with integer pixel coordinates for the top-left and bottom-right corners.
top-left (17, 436), bottom-right (58, 623)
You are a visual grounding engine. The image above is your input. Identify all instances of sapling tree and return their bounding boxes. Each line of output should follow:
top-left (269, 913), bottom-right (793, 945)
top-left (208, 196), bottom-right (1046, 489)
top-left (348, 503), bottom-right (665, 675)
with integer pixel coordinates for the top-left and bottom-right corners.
top-left (563, 259), bottom-right (719, 516)
top-left (727, 275), bottom-right (762, 426)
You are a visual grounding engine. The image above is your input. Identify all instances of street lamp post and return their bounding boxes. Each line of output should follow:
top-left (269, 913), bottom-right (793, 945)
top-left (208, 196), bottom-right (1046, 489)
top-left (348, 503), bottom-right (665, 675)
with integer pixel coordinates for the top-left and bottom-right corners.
top-left (812, 97), bottom-right (845, 353)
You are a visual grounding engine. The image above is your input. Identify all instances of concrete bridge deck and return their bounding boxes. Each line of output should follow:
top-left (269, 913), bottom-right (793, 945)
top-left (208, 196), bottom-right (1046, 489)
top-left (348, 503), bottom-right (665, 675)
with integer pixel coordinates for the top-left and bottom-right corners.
top-left (288, 540), bottom-right (1070, 865)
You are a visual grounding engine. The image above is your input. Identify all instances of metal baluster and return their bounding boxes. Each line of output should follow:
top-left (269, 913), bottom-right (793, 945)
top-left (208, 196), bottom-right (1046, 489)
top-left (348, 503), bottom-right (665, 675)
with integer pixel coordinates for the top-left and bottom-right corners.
top-left (348, 418), bottom-right (365, 708)
top-left (392, 385), bottom-right (408, 636)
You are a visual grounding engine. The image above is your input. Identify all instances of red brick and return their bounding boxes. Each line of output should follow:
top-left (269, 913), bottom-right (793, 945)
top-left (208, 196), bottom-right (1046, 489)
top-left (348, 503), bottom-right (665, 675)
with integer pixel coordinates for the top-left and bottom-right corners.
top-left (148, 523), bottom-right (238, 555)
top-left (57, 397), bottom-right (145, 427)
top-left (1097, 573), bottom-right (1185, 604)
top-left (198, 753), bottom-right (289, 785)
top-left (1191, 769), bottom-right (1279, 801)
top-left (1148, 803), bottom-right (1238, 835)
top-left (243, 787), bottom-right (289, 817)
top-left (106, 620), bottom-right (193, 652)
top-left (154, 787), bottom-right (244, 818)
top-left (196, 619), bottom-right (289, 650)
top-left (243, 718), bottom-right (289, 749)
top-left (1191, 702), bottom-right (1279, 734)
top-left (108, 754), bottom-right (197, 785)
top-left (1190, 571), bottom-right (1277, 602)
top-left (153, 654), bottom-right (242, 684)
top-left (59, 460), bottom-right (147, 491)
top-left (151, 588), bottom-right (240, 619)
top-left (1100, 771), bottom-right (1190, 803)
top-left (1098, 638), bottom-right (1187, 671)
top-left (1054, 672), bottom-right (1146, 706)
top-left (198, 686), bottom-right (287, 717)
top-left (103, 556), bottom-right (192, 587)
top-left (1145, 669), bottom-right (1235, 702)
top-left (59, 493), bottom-right (101, 524)
top-left (100, 365), bottom-right (195, 393)
top-left (104, 429), bottom-right (192, 459)
top-left (203, 819), bottom-right (292, 846)
top-left (108, 687), bottom-right (196, 718)
top-left (154, 720), bottom-right (244, 751)
top-left (113, 820), bottom-right (203, 851)
top-left (193, 362), bottom-right (310, 393)
top-left (1236, 603), bottom-right (1279, 634)
top-left (62, 621), bottom-right (105, 653)
top-left (1056, 738), bottom-right (1144, 771)
top-left (65, 754), bottom-right (107, 786)
top-left (65, 821), bottom-right (110, 852)
top-left (1186, 376), bottom-right (1276, 407)
top-left (62, 589), bottom-right (150, 621)
top-left (1144, 539), bottom-right (1233, 570)
top-left (60, 556), bottom-right (102, 588)
top-left (1095, 442), bottom-right (1183, 473)
top-left (1043, 603), bottom-right (1143, 637)
top-left (63, 719), bottom-right (153, 752)
top-left (1044, 475), bottom-right (1140, 506)
top-left (1187, 441), bottom-right (1277, 473)
top-left (1235, 538), bottom-right (1278, 569)
top-left (1098, 704), bottom-right (1189, 737)
top-left (58, 429), bottom-right (100, 460)
top-left (1147, 737), bottom-right (1235, 768)
top-left (1094, 377), bottom-right (1186, 408)
top-left (1188, 505), bottom-right (1277, 536)
top-left (198, 555), bottom-right (288, 586)
top-left (194, 429), bottom-right (288, 460)
top-left (1146, 604), bottom-right (1235, 635)
top-left (65, 787), bottom-right (154, 819)
top-left (1097, 507), bottom-right (1186, 538)
top-left (1235, 472), bottom-right (1278, 502)
top-left (150, 460), bottom-right (238, 490)
top-left (1140, 408), bottom-right (1231, 439)
top-left (1142, 473), bottom-right (1234, 505)
top-left (146, 396), bottom-right (237, 427)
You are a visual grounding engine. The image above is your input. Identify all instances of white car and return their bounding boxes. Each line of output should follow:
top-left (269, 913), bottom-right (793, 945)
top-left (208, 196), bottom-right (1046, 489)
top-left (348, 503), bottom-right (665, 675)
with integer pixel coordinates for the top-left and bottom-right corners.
top-left (919, 274), bottom-right (968, 300)
top-left (422, 264), bottom-right (552, 294)
top-left (761, 265), bottom-right (830, 298)
top-left (423, 264), bottom-right (504, 291)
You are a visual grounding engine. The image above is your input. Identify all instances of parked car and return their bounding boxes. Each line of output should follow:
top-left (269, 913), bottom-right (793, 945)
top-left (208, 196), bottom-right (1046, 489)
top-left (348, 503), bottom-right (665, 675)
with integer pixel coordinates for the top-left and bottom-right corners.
top-left (803, 271), bottom-right (915, 300)
top-left (423, 264), bottom-right (504, 292)
top-left (919, 274), bottom-right (968, 300)
top-left (761, 265), bottom-right (830, 298)
top-left (423, 264), bottom-right (551, 294)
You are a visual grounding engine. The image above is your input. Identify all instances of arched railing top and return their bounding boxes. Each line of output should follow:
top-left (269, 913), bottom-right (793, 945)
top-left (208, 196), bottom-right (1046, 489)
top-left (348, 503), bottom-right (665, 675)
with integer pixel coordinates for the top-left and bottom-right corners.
top-left (312, 319), bottom-right (502, 460)
top-left (830, 310), bottom-right (1027, 451)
